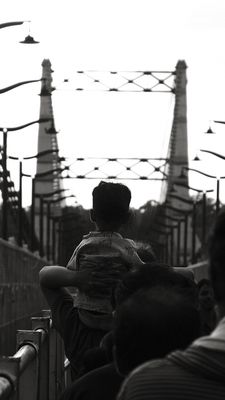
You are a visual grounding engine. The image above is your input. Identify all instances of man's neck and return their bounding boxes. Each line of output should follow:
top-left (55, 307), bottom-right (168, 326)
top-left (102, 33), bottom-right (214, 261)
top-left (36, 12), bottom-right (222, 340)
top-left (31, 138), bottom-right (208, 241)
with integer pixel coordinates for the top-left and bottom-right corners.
top-left (95, 223), bottom-right (121, 232)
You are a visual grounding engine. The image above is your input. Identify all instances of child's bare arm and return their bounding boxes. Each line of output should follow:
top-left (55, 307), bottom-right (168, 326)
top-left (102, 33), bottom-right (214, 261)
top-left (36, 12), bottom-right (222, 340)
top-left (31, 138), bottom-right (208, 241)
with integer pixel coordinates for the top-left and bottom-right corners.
top-left (39, 266), bottom-right (84, 289)
top-left (39, 265), bottom-right (105, 309)
top-left (39, 264), bottom-right (121, 300)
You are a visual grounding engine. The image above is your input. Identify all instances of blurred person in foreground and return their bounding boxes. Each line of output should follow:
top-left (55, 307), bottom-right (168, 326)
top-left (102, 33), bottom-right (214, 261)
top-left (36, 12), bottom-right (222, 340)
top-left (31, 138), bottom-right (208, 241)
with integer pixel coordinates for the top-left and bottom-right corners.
top-left (60, 264), bottom-right (200, 400)
top-left (117, 208), bottom-right (225, 400)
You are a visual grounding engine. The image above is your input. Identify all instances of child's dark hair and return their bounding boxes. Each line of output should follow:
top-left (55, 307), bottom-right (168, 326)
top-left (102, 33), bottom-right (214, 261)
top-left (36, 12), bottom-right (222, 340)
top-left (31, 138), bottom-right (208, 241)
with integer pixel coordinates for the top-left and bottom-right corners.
top-left (92, 181), bottom-right (131, 224)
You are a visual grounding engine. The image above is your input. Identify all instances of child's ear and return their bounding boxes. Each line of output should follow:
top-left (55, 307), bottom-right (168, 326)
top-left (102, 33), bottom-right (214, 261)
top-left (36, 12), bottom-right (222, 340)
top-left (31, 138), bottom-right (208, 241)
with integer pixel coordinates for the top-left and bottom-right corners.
top-left (90, 209), bottom-right (96, 222)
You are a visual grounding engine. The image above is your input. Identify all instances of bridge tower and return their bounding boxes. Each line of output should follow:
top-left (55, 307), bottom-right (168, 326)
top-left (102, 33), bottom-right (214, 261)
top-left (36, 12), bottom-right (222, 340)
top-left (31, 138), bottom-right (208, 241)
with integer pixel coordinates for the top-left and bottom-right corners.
top-left (36, 59), bottom-right (62, 189)
top-left (161, 60), bottom-right (189, 201)
top-left (160, 60), bottom-right (195, 265)
top-left (34, 59), bottom-right (65, 258)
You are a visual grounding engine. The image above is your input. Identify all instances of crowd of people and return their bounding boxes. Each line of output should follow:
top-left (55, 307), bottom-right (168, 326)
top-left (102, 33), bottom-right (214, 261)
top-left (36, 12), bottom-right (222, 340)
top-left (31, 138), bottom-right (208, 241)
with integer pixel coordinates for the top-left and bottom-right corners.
top-left (39, 181), bottom-right (224, 399)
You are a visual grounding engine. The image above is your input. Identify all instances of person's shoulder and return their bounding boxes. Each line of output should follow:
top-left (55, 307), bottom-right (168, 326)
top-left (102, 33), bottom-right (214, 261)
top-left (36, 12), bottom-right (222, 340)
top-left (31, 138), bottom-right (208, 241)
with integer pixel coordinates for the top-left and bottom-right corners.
top-left (117, 358), bottom-right (170, 399)
top-left (62, 363), bottom-right (122, 400)
top-left (129, 357), bottom-right (171, 378)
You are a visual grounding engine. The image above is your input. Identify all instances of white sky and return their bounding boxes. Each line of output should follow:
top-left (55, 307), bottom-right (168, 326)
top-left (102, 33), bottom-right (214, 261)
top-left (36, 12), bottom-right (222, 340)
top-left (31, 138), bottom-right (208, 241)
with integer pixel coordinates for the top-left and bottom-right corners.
top-left (1, 0), bottom-right (225, 209)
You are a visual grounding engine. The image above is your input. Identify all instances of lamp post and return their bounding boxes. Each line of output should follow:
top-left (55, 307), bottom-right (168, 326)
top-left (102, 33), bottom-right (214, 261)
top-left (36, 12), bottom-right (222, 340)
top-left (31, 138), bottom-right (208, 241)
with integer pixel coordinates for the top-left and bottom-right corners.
top-left (148, 225), bottom-right (172, 264)
top-left (38, 189), bottom-right (70, 258)
top-left (172, 217), bottom-right (182, 265)
top-left (30, 166), bottom-right (69, 252)
top-left (0, 118), bottom-right (50, 240)
top-left (45, 194), bottom-right (76, 262)
top-left (163, 202), bottom-right (190, 266)
top-left (183, 165), bottom-right (222, 214)
top-left (0, 20), bottom-right (39, 43)
top-left (153, 219), bottom-right (179, 265)
top-left (161, 214), bottom-right (186, 265)
top-left (175, 179), bottom-right (214, 259)
top-left (168, 193), bottom-right (200, 264)
top-left (8, 148), bottom-right (60, 246)
top-left (200, 149), bottom-right (225, 213)
top-left (0, 20), bottom-right (43, 240)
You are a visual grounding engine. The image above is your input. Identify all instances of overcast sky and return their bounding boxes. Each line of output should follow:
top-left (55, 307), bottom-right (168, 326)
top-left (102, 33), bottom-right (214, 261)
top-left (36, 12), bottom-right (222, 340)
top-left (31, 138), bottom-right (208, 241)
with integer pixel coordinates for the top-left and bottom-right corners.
top-left (1, 0), bottom-right (225, 208)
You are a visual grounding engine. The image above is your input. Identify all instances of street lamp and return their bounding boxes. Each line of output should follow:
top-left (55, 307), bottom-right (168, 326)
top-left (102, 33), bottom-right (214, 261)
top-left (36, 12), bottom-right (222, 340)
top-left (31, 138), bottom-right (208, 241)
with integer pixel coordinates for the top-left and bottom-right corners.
top-left (163, 214), bottom-right (185, 266)
top-left (147, 225), bottom-right (172, 264)
top-left (152, 219), bottom-right (179, 265)
top-left (168, 193), bottom-right (201, 264)
top-left (30, 166), bottom-right (69, 251)
top-left (46, 194), bottom-right (76, 262)
top-left (175, 180), bottom-right (214, 257)
top-left (38, 189), bottom-right (70, 258)
top-left (8, 149), bottom-right (60, 246)
top-left (0, 118), bottom-right (51, 240)
top-left (183, 165), bottom-right (223, 214)
top-left (0, 20), bottom-right (39, 43)
top-left (0, 78), bottom-right (44, 95)
top-left (163, 202), bottom-right (190, 266)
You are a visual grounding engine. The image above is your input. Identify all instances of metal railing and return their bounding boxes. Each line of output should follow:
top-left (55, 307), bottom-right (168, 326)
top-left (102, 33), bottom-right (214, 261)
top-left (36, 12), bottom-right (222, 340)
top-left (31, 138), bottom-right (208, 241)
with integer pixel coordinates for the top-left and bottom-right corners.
top-left (0, 311), bottom-right (71, 400)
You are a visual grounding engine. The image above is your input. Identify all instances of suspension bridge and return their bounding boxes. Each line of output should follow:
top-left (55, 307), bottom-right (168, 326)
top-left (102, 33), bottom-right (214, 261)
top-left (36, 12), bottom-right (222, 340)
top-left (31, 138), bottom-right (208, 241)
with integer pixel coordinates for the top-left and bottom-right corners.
top-left (0, 58), bottom-right (212, 399)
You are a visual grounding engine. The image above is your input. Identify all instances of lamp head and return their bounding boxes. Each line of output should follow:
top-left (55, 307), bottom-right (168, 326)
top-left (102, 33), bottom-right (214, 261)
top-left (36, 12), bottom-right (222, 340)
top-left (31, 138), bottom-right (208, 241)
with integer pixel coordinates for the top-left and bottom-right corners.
top-left (193, 154), bottom-right (201, 161)
top-left (204, 126), bottom-right (215, 134)
top-left (20, 34), bottom-right (39, 44)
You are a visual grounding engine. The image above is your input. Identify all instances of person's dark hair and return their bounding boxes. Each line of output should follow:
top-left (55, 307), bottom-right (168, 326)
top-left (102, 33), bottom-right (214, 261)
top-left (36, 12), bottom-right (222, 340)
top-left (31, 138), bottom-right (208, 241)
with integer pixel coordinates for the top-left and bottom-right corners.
top-left (197, 278), bottom-right (211, 290)
top-left (92, 181), bottom-right (131, 225)
top-left (115, 262), bottom-right (199, 308)
top-left (113, 286), bottom-right (201, 375)
top-left (134, 241), bottom-right (157, 263)
top-left (208, 207), bottom-right (225, 302)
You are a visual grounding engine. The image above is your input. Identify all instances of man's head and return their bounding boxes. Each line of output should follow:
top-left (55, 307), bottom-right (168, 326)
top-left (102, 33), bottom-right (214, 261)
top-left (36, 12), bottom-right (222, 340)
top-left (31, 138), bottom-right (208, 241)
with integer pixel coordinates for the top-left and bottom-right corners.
top-left (115, 262), bottom-right (199, 308)
top-left (113, 286), bottom-right (200, 375)
top-left (197, 278), bottom-right (215, 311)
top-left (134, 241), bottom-right (157, 263)
top-left (91, 181), bottom-right (131, 229)
top-left (208, 207), bottom-right (225, 312)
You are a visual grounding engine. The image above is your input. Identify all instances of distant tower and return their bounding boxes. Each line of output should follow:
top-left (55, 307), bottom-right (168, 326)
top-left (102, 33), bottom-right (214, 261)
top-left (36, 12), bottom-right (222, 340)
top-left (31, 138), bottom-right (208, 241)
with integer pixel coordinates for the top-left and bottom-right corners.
top-left (36, 59), bottom-right (62, 190)
top-left (160, 60), bottom-right (195, 265)
top-left (34, 59), bottom-right (65, 258)
top-left (161, 60), bottom-right (189, 203)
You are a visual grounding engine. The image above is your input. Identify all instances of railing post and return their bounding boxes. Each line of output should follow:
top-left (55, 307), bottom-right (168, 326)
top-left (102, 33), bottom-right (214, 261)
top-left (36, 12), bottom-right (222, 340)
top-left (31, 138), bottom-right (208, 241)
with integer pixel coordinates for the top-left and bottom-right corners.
top-left (2, 129), bottom-right (8, 240)
top-left (18, 161), bottom-right (23, 247)
top-left (176, 220), bottom-right (181, 265)
top-left (183, 214), bottom-right (188, 266)
top-left (0, 356), bottom-right (20, 400)
top-left (39, 196), bottom-right (44, 258)
top-left (30, 178), bottom-right (35, 251)
top-left (44, 311), bottom-right (65, 400)
top-left (192, 201), bottom-right (197, 264)
top-left (32, 317), bottom-right (50, 400)
top-left (202, 192), bottom-right (206, 252)
top-left (16, 330), bottom-right (41, 400)
top-left (46, 201), bottom-right (51, 260)
top-left (170, 227), bottom-right (174, 266)
top-left (165, 233), bottom-right (169, 263)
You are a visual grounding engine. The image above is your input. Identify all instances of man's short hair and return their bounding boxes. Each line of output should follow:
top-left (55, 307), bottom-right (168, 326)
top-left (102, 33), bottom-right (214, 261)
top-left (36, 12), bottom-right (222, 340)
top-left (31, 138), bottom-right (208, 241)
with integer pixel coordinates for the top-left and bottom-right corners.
top-left (92, 181), bottom-right (131, 223)
top-left (114, 286), bottom-right (201, 375)
top-left (115, 263), bottom-right (199, 308)
top-left (208, 207), bottom-right (225, 302)
top-left (134, 241), bottom-right (157, 263)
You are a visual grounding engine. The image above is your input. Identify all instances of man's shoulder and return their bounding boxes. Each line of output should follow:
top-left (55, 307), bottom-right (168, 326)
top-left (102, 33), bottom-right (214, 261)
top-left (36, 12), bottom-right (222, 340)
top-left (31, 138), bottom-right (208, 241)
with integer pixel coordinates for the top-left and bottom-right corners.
top-left (117, 358), bottom-right (172, 399)
top-left (128, 357), bottom-right (173, 378)
top-left (63, 363), bottom-right (122, 400)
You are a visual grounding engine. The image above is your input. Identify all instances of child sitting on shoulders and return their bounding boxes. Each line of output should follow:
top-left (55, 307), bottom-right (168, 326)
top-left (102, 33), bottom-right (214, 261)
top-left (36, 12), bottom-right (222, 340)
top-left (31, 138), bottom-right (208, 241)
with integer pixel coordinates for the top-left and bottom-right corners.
top-left (67, 181), bottom-right (143, 331)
